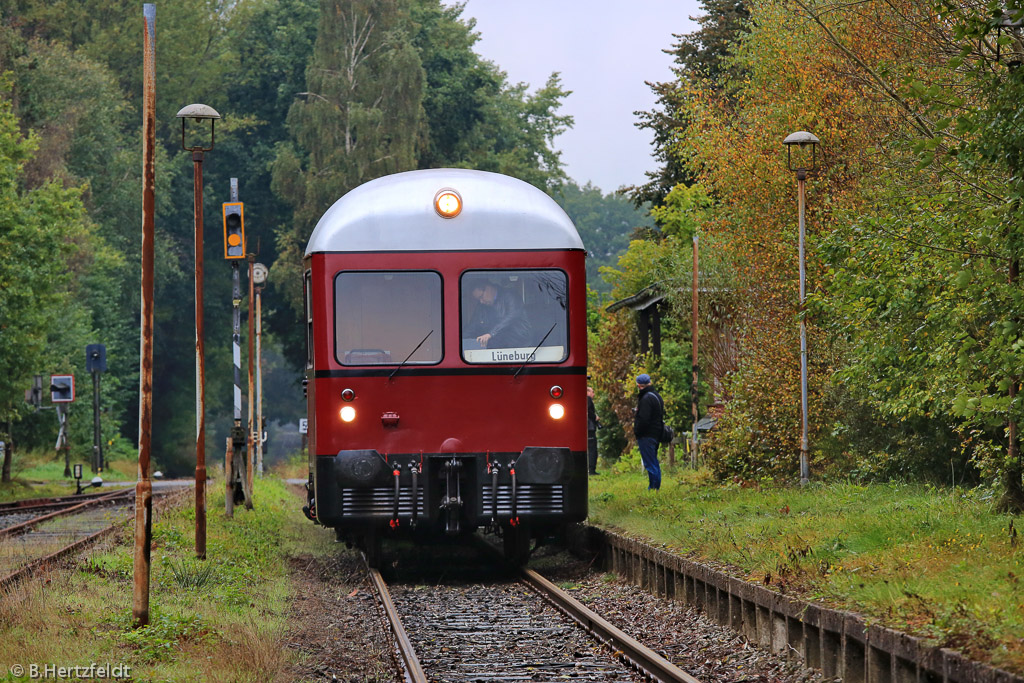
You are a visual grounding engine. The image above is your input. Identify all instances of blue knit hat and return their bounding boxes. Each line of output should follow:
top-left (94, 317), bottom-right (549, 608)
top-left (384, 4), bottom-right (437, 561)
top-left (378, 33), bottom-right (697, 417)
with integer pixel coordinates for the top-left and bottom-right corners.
top-left (636, 373), bottom-right (651, 385)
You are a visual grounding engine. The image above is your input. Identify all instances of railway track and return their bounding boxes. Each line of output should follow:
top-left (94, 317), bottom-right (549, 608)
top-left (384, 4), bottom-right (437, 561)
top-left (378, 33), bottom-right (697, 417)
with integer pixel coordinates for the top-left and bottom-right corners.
top-left (0, 486), bottom-right (132, 513)
top-left (0, 487), bottom-right (134, 536)
top-left (0, 485), bottom-right (185, 590)
top-left (364, 542), bottom-right (702, 683)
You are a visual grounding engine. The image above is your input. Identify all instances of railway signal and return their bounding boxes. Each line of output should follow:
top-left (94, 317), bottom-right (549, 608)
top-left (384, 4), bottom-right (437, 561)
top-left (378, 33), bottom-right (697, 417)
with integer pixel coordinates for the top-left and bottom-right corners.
top-left (86, 344), bottom-right (107, 473)
top-left (225, 180), bottom-right (253, 516)
top-left (222, 202), bottom-right (245, 259)
top-left (25, 375), bottom-right (43, 409)
top-left (50, 375), bottom-right (74, 403)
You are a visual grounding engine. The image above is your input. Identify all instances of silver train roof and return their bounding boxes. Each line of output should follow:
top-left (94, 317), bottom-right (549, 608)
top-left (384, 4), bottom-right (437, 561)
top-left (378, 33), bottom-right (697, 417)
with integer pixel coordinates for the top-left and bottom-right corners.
top-left (304, 169), bottom-right (584, 255)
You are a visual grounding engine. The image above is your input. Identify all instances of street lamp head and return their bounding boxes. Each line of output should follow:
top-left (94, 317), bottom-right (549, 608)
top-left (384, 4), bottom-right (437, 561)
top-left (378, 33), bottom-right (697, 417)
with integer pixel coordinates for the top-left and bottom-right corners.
top-left (784, 130), bottom-right (820, 173)
top-left (176, 103), bottom-right (221, 152)
top-left (176, 103), bottom-right (221, 120)
top-left (994, 11), bottom-right (1024, 67)
top-left (998, 11), bottom-right (1023, 28)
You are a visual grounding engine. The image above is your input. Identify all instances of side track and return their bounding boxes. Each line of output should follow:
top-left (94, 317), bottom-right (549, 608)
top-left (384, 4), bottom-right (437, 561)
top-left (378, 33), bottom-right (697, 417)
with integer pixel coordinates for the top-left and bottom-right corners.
top-left (0, 485), bottom-right (187, 589)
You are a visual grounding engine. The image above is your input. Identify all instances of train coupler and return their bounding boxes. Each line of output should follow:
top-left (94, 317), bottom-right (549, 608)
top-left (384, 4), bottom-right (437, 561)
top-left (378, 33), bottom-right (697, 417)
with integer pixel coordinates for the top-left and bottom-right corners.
top-left (409, 462), bottom-right (420, 528)
top-left (441, 458), bottom-right (463, 535)
top-left (510, 467), bottom-right (518, 526)
top-left (392, 467), bottom-right (401, 523)
top-left (489, 462), bottom-right (501, 526)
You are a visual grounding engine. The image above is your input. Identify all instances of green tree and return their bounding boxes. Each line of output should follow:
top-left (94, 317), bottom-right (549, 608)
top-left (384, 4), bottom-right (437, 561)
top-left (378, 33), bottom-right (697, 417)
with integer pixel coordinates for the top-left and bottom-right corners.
top-left (6, 35), bottom-right (145, 436)
top-left (553, 181), bottom-right (652, 293)
top-left (630, 0), bottom-right (749, 209)
top-left (271, 0), bottom-right (426, 313)
top-left (270, 0), bottom-right (573, 342)
top-left (0, 77), bottom-right (103, 476)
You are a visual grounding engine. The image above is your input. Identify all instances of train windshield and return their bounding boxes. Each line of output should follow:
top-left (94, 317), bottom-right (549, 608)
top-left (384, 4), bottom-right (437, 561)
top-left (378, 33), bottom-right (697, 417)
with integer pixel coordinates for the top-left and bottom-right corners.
top-left (460, 270), bottom-right (568, 364)
top-left (335, 271), bottom-right (443, 365)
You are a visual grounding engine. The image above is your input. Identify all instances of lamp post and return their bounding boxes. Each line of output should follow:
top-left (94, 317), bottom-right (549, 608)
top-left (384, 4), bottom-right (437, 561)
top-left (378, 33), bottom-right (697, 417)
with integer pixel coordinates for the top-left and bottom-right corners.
top-left (252, 262), bottom-right (268, 476)
top-left (691, 231), bottom-right (699, 467)
top-left (176, 103), bottom-right (220, 559)
top-left (783, 130), bottom-right (819, 486)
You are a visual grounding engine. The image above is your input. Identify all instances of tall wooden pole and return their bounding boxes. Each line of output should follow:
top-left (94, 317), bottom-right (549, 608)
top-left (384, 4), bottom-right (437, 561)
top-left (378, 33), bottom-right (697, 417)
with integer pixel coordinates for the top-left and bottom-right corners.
top-left (132, 3), bottom-right (156, 628)
top-left (691, 232), bottom-right (699, 467)
top-left (245, 259), bottom-right (255, 507)
top-left (798, 168), bottom-right (810, 485)
top-left (256, 284), bottom-right (264, 476)
top-left (193, 148), bottom-right (208, 558)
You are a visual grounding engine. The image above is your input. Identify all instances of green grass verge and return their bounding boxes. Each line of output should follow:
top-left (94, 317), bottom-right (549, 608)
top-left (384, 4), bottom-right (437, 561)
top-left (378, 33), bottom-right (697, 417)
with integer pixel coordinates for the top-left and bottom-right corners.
top-left (588, 467), bottom-right (1024, 672)
top-left (0, 477), bottom-right (333, 682)
top-left (0, 452), bottom-right (144, 503)
top-left (0, 480), bottom-right (79, 503)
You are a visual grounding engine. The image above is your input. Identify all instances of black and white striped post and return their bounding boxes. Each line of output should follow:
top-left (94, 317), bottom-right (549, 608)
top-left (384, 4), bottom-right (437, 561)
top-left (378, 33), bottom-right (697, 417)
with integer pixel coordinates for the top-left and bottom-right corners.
top-left (227, 178), bottom-right (244, 516)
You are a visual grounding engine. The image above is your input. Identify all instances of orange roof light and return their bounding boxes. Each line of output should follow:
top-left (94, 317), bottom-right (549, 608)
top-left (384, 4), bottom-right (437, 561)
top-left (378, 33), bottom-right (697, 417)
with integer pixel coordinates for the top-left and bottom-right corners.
top-left (434, 188), bottom-right (462, 218)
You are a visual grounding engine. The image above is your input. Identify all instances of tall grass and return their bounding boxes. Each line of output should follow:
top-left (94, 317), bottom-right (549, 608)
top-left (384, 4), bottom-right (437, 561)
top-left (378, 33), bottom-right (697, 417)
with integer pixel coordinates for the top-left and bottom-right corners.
top-left (589, 470), bottom-right (1024, 671)
top-left (0, 477), bottom-right (320, 681)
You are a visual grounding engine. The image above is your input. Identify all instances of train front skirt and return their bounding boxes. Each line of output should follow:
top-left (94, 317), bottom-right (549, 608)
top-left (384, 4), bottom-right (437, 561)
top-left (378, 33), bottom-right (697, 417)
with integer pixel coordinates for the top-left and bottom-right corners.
top-left (306, 447), bottom-right (587, 540)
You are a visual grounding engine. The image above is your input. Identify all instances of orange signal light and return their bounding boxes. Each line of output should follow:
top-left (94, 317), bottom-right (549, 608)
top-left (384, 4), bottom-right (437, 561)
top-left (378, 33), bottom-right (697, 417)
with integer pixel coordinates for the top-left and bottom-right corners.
top-left (434, 189), bottom-right (462, 218)
top-left (222, 202), bottom-right (245, 259)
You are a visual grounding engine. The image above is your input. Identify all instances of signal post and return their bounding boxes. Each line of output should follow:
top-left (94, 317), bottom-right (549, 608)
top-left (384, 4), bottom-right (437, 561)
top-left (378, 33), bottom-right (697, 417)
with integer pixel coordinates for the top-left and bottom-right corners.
top-left (50, 375), bottom-right (74, 477)
top-left (224, 180), bottom-right (252, 514)
top-left (86, 344), bottom-right (107, 473)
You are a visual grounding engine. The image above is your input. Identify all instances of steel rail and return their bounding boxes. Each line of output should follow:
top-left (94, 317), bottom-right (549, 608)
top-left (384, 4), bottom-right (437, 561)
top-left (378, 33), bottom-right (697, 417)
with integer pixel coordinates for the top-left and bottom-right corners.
top-left (0, 524), bottom-right (120, 591)
top-left (0, 487), bottom-right (134, 513)
top-left (363, 557), bottom-right (428, 683)
top-left (0, 488), bottom-right (134, 541)
top-left (0, 486), bottom-right (190, 591)
top-left (520, 566), bottom-right (704, 683)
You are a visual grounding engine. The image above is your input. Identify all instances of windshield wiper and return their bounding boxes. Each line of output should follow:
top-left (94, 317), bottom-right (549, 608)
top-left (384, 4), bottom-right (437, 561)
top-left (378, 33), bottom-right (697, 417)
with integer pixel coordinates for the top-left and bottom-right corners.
top-left (389, 330), bottom-right (433, 380)
top-left (514, 323), bottom-right (556, 379)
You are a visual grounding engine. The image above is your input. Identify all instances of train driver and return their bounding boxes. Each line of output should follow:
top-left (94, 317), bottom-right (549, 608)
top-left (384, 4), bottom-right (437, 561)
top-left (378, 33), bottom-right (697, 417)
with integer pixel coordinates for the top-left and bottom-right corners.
top-left (468, 280), bottom-right (532, 349)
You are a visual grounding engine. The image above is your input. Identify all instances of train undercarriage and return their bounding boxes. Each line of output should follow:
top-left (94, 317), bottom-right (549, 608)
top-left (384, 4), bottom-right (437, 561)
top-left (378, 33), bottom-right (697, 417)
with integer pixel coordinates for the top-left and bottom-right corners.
top-left (303, 448), bottom-right (587, 565)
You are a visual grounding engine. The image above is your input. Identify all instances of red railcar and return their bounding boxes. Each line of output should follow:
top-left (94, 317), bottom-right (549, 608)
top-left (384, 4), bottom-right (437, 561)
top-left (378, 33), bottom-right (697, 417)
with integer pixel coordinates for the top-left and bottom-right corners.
top-left (301, 169), bottom-right (587, 563)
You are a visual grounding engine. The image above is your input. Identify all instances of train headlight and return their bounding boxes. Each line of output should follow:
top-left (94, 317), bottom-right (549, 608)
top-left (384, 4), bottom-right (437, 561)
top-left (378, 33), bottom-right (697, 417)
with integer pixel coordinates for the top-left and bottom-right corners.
top-left (434, 188), bottom-right (462, 218)
top-left (548, 404), bottom-right (565, 420)
top-left (340, 406), bottom-right (356, 422)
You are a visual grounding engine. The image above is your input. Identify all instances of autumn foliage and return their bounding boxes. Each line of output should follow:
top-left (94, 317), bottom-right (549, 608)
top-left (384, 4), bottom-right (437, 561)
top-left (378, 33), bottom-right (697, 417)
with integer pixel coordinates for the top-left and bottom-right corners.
top-left (610, 0), bottom-right (1024, 504)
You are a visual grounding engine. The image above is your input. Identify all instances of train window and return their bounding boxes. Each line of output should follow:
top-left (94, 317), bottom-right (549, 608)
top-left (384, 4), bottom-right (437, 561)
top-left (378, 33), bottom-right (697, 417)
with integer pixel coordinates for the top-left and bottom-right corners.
top-left (335, 271), bottom-right (443, 366)
top-left (304, 269), bottom-right (313, 369)
top-left (460, 270), bottom-right (568, 364)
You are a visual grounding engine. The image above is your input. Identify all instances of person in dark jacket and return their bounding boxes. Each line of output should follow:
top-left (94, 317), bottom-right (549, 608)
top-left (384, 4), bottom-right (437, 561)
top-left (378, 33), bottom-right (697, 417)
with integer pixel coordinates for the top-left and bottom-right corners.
top-left (633, 373), bottom-right (664, 490)
top-left (470, 282), bottom-right (531, 348)
top-left (587, 386), bottom-right (600, 475)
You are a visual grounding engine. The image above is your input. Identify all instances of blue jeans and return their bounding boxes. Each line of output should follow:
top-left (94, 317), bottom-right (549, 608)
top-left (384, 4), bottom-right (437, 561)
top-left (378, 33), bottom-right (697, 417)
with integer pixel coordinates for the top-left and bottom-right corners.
top-left (638, 437), bottom-right (661, 490)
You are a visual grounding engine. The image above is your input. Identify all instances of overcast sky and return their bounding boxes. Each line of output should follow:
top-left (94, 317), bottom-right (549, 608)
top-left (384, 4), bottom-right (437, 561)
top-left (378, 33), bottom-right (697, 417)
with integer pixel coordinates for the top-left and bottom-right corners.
top-left (448, 1), bottom-right (701, 194)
